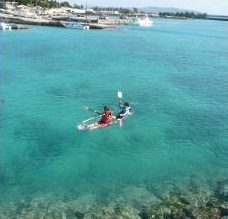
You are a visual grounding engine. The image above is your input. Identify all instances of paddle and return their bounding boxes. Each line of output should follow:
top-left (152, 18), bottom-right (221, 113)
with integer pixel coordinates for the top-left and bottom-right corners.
top-left (117, 91), bottom-right (122, 110)
top-left (117, 91), bottom-right (123, 127)
top-left (82, 116), bottom-right (99, 123)
top-left (83, 106), bottom-right (101, 115)
top-left (118, 91), bottom-right (122, 99)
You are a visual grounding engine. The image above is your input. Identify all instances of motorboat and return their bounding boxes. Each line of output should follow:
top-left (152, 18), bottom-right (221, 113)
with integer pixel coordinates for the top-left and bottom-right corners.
top-left (132, 14), bottom-right (153, 26)
top-left (63, 21), bottom-right (90, 30)
top-left (0, 22), bottom-right (12, 30)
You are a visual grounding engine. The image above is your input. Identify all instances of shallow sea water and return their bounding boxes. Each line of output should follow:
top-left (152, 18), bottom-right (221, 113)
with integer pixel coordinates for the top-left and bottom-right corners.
top-left (0, 18), bottom-right (228, 212)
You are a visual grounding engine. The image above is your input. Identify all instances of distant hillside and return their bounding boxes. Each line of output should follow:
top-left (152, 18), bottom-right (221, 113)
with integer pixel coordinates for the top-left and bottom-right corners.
top-left (139, 6), bottom-right (200, 14)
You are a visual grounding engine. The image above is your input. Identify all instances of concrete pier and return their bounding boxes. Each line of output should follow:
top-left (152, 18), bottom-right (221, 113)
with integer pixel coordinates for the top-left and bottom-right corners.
top-left (11, 24), bottom-right (29, 29)
top-left (1, 14), bottom-right (130, 29)
top-left (2, 14), bottom-right (64, 27)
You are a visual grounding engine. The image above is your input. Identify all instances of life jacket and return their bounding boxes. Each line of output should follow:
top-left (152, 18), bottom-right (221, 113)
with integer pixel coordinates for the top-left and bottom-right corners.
top-left (99, 110), bottom-right (112, 124)
top-left (120, 108), bottom-right (126, 114)
top-left (120, 106), bottom-right (131, 116)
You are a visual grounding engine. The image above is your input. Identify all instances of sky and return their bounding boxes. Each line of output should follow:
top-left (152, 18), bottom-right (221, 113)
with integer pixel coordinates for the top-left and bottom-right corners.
top-left (73, 0), bottom-right (228, 15)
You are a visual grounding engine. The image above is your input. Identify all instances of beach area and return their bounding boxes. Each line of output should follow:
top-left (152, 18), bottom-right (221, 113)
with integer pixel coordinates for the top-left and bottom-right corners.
top-left (1, 13), bottom-right (228, 219)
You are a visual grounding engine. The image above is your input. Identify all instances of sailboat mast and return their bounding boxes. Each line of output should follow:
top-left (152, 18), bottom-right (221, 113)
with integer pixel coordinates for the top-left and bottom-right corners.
top-left (85, 1), bottom-right (87, 20)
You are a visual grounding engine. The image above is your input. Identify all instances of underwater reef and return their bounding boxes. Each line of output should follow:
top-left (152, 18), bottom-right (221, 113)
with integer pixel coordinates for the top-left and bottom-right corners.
top-left (1, 178), bottom-right (228, 219)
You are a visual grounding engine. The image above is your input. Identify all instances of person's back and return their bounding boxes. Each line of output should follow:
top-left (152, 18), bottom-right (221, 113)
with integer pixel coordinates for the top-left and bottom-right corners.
top-left (98, 106), bottom-right (112, 124)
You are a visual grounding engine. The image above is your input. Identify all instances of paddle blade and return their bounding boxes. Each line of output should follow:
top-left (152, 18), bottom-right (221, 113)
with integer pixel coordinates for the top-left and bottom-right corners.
top-left (83, 106), bottom-right (89, 110)
top-left (118, 91), bottom-right (122, 99)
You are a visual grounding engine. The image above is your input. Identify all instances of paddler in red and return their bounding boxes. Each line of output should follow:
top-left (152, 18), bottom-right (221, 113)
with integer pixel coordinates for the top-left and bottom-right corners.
top-left (98, 106), bottom-right (112, 124)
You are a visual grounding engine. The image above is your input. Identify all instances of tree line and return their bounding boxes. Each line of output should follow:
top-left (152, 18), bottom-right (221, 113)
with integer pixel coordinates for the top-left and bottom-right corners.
top-left (159, 12), bottom-right (207, 19)
top-left (2, 0), bottom-right (137, 13)
top-left (1, 0), bottom-right (71, 8)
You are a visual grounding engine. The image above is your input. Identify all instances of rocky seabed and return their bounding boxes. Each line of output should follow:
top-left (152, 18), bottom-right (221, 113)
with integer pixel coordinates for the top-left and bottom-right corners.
top-left (1, 178), bottom-right (228, 219)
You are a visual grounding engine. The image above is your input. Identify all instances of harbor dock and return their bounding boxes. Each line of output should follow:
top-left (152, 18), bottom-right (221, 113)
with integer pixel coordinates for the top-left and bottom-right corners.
top-left (1, 13), bottom-right (131, 29)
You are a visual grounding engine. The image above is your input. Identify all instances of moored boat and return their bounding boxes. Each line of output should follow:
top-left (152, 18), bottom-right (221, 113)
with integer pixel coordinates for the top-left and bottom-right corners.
top-left (62, 21), bottom-right (90, 30)
top-left (131, 14), bottom-right (153, 26)
top-left (0, 22), bottom-right (12, 30)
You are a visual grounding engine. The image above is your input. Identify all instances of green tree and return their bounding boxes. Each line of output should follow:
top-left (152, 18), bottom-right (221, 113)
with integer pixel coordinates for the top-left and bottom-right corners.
top-left (60, 1), bottom-right (71, 7)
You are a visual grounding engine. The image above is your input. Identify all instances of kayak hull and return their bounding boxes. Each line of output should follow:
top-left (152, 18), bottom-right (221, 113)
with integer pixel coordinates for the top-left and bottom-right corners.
top-left (77, 113), bottom-right (132, 131)
top-left (77, 122), bottom-right (111, 131)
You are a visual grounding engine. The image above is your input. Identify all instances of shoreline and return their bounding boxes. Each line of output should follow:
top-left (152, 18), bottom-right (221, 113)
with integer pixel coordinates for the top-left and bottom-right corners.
top-left (2, 13), bottom-right (226, 31)
top-left (1, 14), bottom-right (131, 29)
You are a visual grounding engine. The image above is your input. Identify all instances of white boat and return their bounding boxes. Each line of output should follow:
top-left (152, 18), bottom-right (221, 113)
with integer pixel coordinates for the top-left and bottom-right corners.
top-left (132, 14), bottom-right (153, 26)
top-left (0, 22), bottom-right (12, 30)
top-left (63, 21), bottom-right (90, 30)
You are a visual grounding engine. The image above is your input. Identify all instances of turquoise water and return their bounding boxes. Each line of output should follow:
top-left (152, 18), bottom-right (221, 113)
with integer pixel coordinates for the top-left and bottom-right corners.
top-left (1, 19), bottom-right (228, 210)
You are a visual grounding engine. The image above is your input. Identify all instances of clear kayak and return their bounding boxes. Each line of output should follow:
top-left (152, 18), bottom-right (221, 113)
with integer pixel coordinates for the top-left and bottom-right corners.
top-left (77, 91), bottom-right (132, 131)
top-left (77, 120), bottom-right (114, 131)
top-left (76, 114), bottom-right (132, 131)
